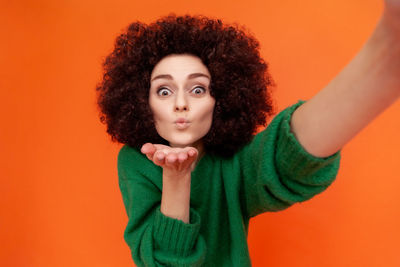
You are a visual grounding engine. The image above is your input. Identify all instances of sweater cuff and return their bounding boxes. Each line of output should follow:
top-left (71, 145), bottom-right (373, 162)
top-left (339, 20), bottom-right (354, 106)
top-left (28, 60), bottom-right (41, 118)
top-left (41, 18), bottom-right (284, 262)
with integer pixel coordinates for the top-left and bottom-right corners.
top-left (276, 100), bottom-right (341, 184)
top-left (153, 207), bottom-right (201, 257)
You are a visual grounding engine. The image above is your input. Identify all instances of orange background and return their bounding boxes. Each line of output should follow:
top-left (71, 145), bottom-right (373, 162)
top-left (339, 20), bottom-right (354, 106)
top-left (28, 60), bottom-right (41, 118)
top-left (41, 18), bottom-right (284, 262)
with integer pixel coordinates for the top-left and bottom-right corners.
top-left (1, 0), bottom-right (399, 266)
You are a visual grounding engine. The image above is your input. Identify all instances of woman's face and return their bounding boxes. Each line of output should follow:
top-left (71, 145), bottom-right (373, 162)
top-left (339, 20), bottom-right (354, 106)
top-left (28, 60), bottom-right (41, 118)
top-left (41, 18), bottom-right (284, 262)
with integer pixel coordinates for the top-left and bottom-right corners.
top-left (149, 54), bottom-right (215, 149)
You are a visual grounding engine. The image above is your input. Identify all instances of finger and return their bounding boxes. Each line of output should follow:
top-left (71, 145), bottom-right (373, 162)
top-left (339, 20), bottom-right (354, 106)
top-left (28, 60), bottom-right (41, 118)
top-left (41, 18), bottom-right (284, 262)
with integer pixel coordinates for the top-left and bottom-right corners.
top-left (177, 148), bottom-right (197, 168)
top-left (141, 143), bottom-right (155, 155)
top-left (162, 148), bottom-right (171, 156)
top-left (140, 143), bottom-right (151, 153)
top-left (165, 153), bottom-right (178, 165)
top-left (141, 143), bottom-right (156, 161)
top-left (187, 148), bottom-right (198, 158)
top-left (177, 152), bottom-right (188, 163)
top-left (153, 150), bottom-right (166, 167)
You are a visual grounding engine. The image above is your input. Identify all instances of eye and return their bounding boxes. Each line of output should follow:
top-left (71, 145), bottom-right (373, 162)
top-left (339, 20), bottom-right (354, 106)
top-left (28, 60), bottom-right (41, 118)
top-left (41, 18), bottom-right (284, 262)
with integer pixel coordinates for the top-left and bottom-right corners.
top-left (191, 86), bottom-right (206, 95)
top-left (157, 87), bottom-right (172, 96)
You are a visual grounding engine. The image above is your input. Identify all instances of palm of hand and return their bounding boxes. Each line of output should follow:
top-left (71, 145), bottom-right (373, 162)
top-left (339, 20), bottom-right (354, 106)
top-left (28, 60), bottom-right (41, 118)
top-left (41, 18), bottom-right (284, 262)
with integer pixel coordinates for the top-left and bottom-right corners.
top-left (141, 143), bottom-right (199, 173)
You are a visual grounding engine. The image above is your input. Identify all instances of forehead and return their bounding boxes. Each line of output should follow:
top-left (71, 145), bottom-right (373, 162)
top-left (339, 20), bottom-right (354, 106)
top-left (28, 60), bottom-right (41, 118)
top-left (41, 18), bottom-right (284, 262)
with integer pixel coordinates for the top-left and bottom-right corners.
top-left (150, 54), bottom-right (210, 79)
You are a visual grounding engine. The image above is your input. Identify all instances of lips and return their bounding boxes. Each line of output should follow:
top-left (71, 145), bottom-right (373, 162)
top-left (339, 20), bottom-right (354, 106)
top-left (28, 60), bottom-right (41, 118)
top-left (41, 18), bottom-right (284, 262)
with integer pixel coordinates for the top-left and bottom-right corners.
top-left (174, 118), bottom-right (190, 129)
top-left (175, 118), bottom-right (188, 123)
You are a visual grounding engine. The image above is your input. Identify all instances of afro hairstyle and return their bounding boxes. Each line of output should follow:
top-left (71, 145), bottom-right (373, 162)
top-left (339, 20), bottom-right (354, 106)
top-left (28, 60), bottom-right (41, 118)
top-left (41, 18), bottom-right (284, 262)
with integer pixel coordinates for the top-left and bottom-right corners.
top-left (96, 14), bottom-right (276, 157)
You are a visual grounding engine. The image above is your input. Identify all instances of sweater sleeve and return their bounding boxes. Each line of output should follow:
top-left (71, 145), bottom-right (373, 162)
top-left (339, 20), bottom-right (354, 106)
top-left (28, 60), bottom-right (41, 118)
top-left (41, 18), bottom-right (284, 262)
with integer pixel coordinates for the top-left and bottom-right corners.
top-left (117, 145), bottom-right (207, 267)
top-left (239, 100), bottom-right (341, 218)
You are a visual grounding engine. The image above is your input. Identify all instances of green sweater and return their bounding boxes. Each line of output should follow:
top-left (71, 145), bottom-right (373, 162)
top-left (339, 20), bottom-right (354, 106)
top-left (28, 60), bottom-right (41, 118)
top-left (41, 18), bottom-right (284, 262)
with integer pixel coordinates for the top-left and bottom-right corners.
top-left (117, 100), bottom-right (341, 266)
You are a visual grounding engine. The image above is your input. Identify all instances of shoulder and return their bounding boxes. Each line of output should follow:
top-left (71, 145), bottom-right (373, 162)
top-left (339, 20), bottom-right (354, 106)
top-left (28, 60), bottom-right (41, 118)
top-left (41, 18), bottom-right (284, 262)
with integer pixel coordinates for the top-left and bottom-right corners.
top-left (117, 145), bottom-right (145, 167)
top-left (254, 99), bottom-right (307, 142)
top-left (117, 144), bottom-right (162, 181)
top-left (237, 100), bottom-right (307, 156)
top-left (118, 144), bottom-right (142, 161)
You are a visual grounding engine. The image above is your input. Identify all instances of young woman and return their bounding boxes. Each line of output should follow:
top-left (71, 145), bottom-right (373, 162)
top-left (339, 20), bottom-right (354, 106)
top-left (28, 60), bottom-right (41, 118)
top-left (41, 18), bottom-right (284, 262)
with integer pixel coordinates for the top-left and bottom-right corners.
top-left (96, 2), bottom-right (400, 265)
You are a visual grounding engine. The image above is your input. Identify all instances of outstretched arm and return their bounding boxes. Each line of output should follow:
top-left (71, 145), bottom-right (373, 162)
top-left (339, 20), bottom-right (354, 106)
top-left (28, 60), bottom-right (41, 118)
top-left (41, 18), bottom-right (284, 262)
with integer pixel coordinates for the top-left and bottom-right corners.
top-left (290, 1), bottom-right (400, 158)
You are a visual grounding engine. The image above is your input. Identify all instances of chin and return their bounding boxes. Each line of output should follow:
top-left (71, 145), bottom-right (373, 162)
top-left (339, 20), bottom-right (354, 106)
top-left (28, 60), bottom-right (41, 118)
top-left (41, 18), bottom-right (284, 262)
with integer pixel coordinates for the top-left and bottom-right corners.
top-left (168, 140), bottom-right (196, 148)
top-left (167, 136), bottom-right (203, 148)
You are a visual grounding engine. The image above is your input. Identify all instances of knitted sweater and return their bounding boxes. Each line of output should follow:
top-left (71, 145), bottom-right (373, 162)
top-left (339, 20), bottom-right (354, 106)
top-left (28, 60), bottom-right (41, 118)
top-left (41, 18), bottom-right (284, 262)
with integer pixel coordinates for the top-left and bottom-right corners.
top-left (117, 100), bottom-right (341, 266)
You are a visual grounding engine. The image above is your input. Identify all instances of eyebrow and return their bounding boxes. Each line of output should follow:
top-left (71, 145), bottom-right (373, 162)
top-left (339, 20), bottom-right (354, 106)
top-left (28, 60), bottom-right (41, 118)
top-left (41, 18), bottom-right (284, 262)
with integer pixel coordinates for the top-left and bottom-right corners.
top-left (151, 73), bottom-right (210, 82)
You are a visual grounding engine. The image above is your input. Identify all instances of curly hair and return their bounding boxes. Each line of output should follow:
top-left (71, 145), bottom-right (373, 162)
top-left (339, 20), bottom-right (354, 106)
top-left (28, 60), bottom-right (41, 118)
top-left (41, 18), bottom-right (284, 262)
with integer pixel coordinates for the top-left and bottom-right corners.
top-left (96, 14), bottom-right (276, 157)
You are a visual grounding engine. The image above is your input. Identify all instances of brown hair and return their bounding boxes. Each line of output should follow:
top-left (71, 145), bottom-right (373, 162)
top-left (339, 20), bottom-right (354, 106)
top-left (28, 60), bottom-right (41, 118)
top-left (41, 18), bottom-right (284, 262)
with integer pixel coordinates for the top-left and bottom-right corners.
top-left (96, 14), bottom-right (276, 157)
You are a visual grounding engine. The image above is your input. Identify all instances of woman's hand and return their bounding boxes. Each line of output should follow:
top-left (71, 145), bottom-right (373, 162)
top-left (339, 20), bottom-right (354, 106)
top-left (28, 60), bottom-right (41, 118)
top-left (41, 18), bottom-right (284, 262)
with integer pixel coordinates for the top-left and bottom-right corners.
top-left (140, 143), bottom-right (199, 175)
top-left (141, 143), bottom-right (197, 223)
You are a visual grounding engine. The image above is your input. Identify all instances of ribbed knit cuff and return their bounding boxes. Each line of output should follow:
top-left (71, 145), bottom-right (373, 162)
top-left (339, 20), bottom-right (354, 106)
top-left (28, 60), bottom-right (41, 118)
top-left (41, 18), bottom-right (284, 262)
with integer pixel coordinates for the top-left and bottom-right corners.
top-left (153, 207), bottom-right (201, 257)
top-left (276, 100), bottom-right (341, 185)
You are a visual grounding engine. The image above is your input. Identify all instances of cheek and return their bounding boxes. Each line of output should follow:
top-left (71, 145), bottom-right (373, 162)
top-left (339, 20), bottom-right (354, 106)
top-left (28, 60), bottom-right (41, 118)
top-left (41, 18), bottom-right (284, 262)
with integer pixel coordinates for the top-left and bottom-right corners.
top-left (150, 107), bottom-right (168, 136)
top-left (149, 99), bottom-right (166, 121)
top-left (198, 101), bottom-right (215, 125)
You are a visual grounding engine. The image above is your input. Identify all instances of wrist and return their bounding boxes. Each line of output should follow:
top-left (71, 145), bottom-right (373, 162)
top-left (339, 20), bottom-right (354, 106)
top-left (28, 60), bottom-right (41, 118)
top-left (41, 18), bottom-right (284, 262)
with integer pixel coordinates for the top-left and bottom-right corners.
top-left (163, 169), bottom-right (192, 181)
top-left (161, 170), bottom-right (191, 223)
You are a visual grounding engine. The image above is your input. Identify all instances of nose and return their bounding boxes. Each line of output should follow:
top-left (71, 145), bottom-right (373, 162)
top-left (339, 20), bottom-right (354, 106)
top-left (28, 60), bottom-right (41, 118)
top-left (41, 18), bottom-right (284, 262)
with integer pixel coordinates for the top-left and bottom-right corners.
top-left (174, 90), bottom-right (188, 111)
